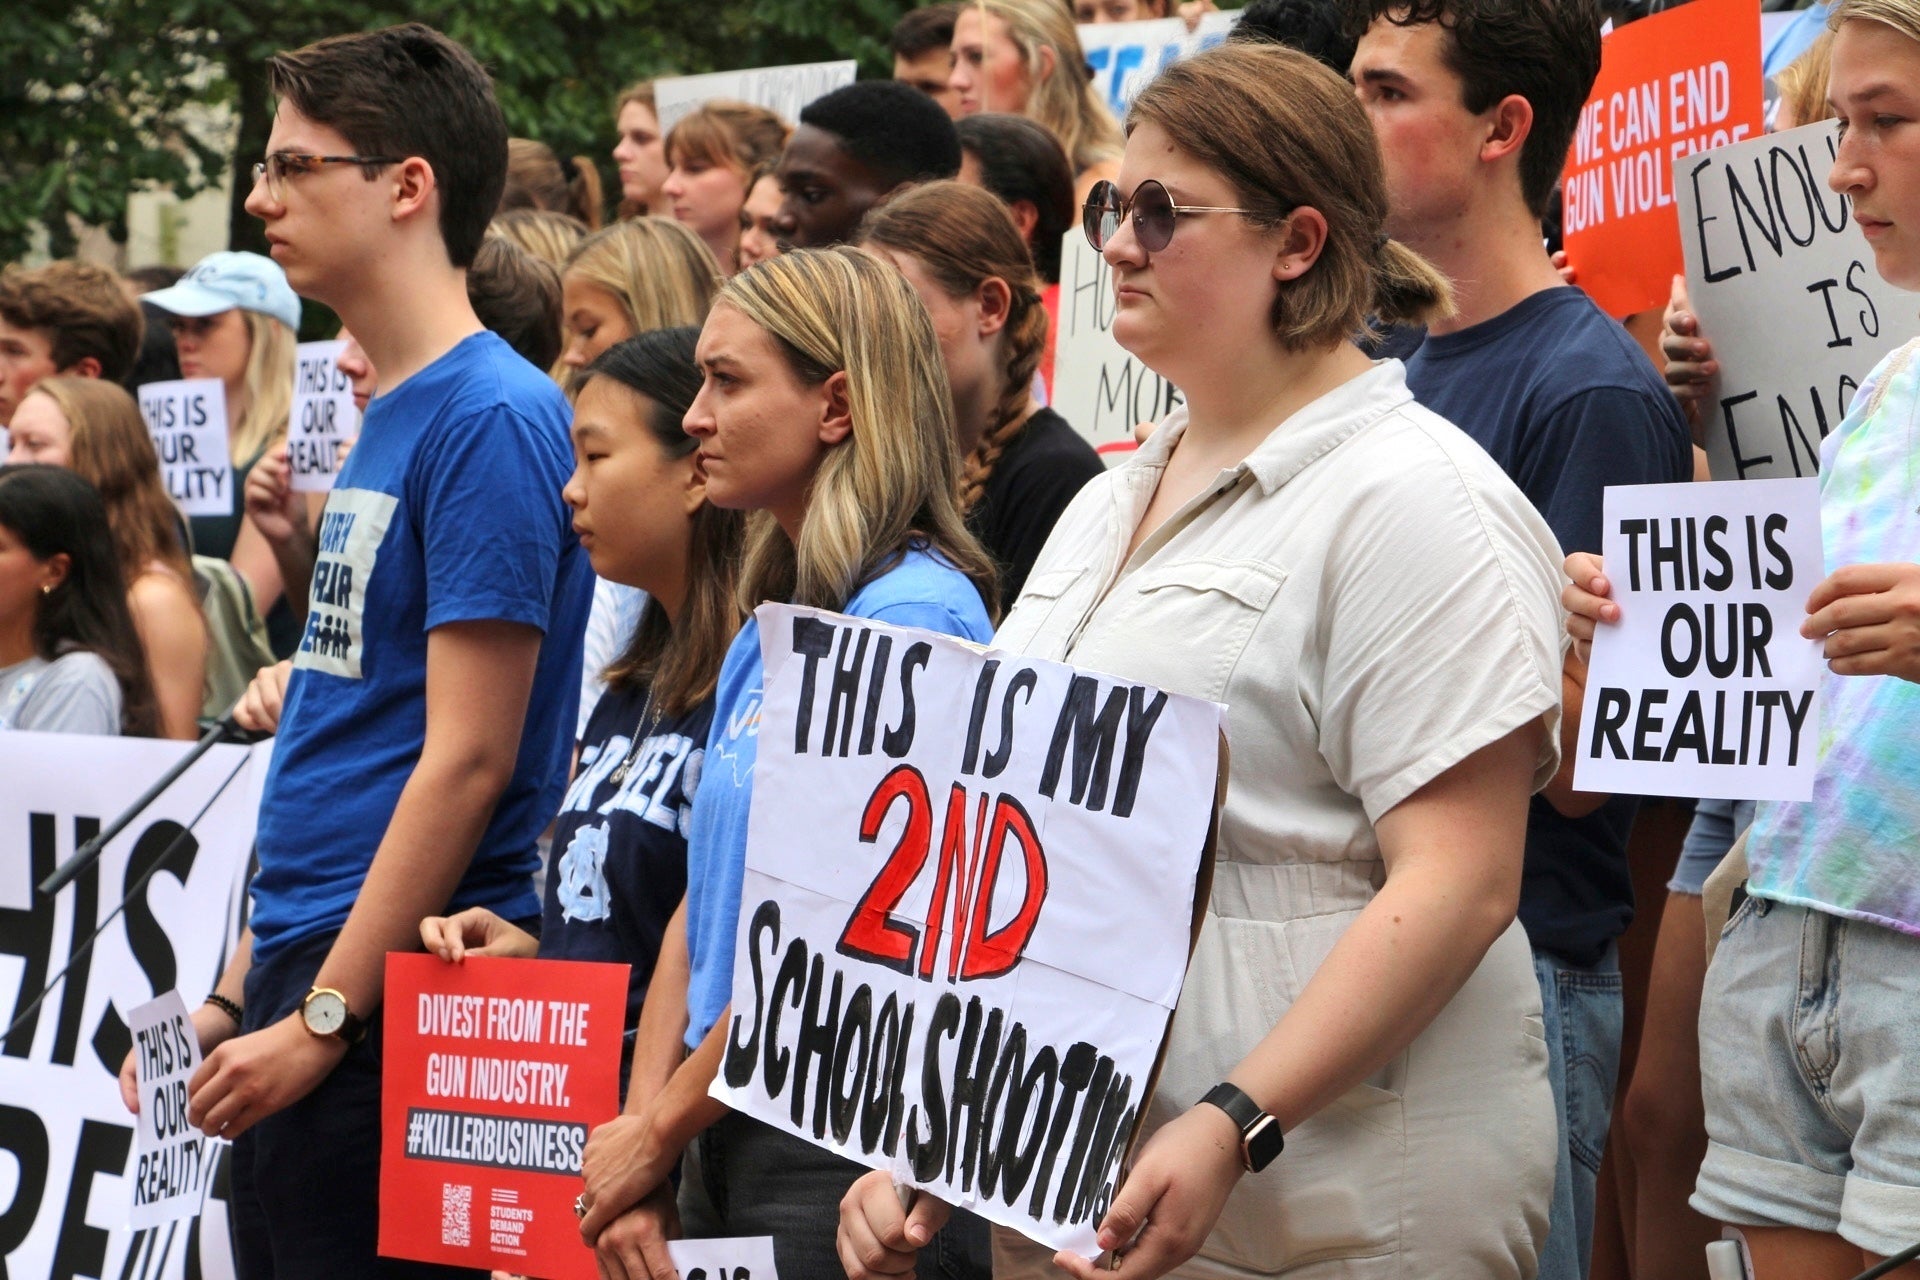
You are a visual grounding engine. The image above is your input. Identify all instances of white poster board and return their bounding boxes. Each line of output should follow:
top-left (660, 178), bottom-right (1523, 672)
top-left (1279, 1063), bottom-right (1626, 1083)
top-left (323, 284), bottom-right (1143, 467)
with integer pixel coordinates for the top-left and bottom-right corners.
top-left (1574, 478), bottom-right (1826, 800)
top-left (1078, 12), bottom-right (1237, 118)
top-left (668, 1236), bottom-right (779, 1280)
top-left (1052, 231), bottom-right (1181, 465)
top-left (0, 732), bottom-right (264, 1279)
top-left (127, 991), bottom-right (218, 1229)
top-left (1678, 121), bottom-right (1920, 481)
top-left (289, 339), bottom-right (358, 493)
top-left (654, 61), bottom-right (858, 132)
top-left (136, 378), bottom-right (232, 517)
top-left (712, 604), bottom-right (1224, 1257)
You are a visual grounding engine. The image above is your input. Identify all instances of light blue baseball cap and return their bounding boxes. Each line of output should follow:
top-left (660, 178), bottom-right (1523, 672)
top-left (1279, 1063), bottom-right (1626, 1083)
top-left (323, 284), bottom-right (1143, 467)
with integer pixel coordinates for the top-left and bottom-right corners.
top-left (142, 251), bottom-right (302, 332)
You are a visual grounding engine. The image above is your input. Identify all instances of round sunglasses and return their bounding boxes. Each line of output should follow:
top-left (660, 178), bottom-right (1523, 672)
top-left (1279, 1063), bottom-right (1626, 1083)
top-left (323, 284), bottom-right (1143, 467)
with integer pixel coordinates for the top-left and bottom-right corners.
top-left (1081, 178), bottom-right (1257, 253)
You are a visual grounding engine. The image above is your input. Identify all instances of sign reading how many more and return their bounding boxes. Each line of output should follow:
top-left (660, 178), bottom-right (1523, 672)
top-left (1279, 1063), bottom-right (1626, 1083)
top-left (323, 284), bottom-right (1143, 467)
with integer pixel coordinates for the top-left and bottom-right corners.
top-left (1560, 0), bottom-right (1765, 317)
top-left (1678, 120), bottom-right (1920, 482)
top-left (289, 339), bottom-right (359, 492)
top-left (136, 378), bottom-right (232, 517)
top-left (653, 61), bottom-right (857, 132)
top-left (1052, 230), bottom-right (1181, 465)
top-left (1574, 478), bottom-right (1826, 802)
top-left (713, 605), bottom-right (1225, 1257)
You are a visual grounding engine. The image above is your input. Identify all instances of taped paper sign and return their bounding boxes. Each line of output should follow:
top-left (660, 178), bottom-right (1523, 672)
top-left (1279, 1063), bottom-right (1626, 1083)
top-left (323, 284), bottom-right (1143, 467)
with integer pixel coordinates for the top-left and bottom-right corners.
top-left (127, 991), bottom-right (218, 1229)
top-left (1575, 478), bottom-right (1825, 800)
top-left (1052, 231), bottom-right (1181, 464)
top-left (380, 954), bottom-right (628, 1279)
top-left (711, 604), bottom-right (1224, 1257)
top-left (1561, 0), bottom-right (1765, 316)
top-left (1078, 12), bottom-right (1236, 117)
top-left (668, 1236), bottom-right (778, 1280)
top-left (1677, 121), bottom-right (1919, 481)
top-left (654, 61), bottom-right (857, 131)
top-left (136, 378), bottom-right (232, 517)
top-left (290, 339), bottom-right (359, 492)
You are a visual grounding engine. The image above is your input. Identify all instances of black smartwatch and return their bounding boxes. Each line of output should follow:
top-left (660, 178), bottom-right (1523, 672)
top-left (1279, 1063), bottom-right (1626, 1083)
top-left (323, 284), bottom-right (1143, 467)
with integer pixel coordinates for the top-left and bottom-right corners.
top-left (1200, 1082), bottom-right (1284, 1172)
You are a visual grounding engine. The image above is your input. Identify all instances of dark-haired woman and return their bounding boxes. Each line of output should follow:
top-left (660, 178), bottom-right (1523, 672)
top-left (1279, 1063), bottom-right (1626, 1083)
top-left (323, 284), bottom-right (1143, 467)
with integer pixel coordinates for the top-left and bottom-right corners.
top-left (861, 180), bottom-right (1103, 607)
top-left (0, 465), bottom-right (159, 735)
top-left (421, 327), bottom-right (745, 1114)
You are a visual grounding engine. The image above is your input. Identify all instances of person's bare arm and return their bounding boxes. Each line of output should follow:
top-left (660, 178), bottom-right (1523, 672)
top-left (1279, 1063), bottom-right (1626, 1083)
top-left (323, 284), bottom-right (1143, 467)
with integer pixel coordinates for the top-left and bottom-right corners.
top-left (129, 571), bottom-right (210, 739)
top-left (243, 447), bottom-right (317, 623)
top-left (230, 518), bottom-right (286, 619)
top-left (1542, 645), bottom-right (1608, 819)
top-left (187, 620), bottom-right (543, 1136)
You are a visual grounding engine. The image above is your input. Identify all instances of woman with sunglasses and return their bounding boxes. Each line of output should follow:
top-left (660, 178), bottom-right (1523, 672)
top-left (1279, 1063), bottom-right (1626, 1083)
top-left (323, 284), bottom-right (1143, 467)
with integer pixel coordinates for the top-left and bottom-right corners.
top-left (839, 42), bottom-right (1564, 1280)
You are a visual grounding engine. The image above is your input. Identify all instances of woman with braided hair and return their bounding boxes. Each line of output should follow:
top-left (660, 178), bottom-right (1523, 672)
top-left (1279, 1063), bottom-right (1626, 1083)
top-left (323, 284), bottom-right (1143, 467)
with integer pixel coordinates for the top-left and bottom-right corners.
top-left (860, 180), bottom-right (1103, 607)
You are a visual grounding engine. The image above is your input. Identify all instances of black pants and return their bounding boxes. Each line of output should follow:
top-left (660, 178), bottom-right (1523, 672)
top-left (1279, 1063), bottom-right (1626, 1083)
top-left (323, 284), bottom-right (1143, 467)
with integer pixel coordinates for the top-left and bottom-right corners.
top-left (229, 932), bottom-right (483, 1280)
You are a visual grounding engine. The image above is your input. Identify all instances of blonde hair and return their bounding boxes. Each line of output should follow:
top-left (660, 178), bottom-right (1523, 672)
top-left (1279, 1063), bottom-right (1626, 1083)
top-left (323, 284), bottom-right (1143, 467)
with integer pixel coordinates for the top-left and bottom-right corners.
top-left (718, 248), bottom-right (998, 618)
top-left (489, 208), bottom-right (590, 273)
top-left (974, 0), bottom-right (1124, 175)
top-left (1775, 30), bottom-right (1837, 128)
top-left (1130, 42), bottom-right (1452, 349)
top-left (1831, 0), bottom-right (1920, 40)
top-left (563, 217), bottom-right (723, 338)
top-left (233, 310), bottom-right (295, 465)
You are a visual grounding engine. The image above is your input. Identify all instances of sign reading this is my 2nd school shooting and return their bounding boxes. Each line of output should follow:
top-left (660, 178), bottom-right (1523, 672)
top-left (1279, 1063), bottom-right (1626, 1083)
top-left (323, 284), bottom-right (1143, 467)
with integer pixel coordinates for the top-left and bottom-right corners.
top-left (1575, 478), bottom-right (1826, 801)
top-left (289, 339), bottom-right (359, 492)
top-left (380, 954), bottom-right (628, 1280)
top-left (713, 605), bottom-right (1225, 1257)
top-left (1052, 230), bottom-right (1181, 466)
top-left (1561, 0), bottom-right (1764, 317)
top-left (136, 378), bottom-right (231, 517)
top-left (1678, 121), bottom-right (1920, 483)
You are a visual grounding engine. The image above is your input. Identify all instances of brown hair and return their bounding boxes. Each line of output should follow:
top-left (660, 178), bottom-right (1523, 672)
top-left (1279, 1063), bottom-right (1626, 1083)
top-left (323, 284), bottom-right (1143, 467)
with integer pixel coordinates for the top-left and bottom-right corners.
top-left (0, 261), bottom-right (145, 383)
top-left (468, 238), bottom-right (564, 372)
top-left (31, 377), bottom-right (194, 588)
top-left (1129, 42), bottom-right (1452, 349)
top-left (502, 138), bottom-right (605, 231)
top-left (665, 101), bottom-right (791, 181)
top-left (858, 181), bottom-right (1048, 513)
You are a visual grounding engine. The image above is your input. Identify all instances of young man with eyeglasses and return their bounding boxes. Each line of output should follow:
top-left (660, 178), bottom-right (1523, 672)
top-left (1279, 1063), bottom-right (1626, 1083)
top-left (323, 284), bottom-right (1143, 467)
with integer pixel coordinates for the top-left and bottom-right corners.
top-left (1348, 1), bottom-right (1691, 1276)
top-left (121, 23), bottom-right (592, 1278)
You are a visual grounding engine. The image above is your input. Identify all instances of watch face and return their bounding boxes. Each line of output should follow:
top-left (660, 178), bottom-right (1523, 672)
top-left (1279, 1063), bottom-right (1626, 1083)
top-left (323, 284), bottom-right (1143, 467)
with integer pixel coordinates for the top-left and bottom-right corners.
top-left (304, 990), bottom-right (347, 1035)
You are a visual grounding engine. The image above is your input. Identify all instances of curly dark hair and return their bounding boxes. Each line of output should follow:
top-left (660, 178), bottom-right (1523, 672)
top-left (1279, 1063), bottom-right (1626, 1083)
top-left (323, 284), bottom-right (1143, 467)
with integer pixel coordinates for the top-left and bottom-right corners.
top-left (799, 81), bottom-right (962, 189)
top-left (1230, 0), bottom-right (1359, 75)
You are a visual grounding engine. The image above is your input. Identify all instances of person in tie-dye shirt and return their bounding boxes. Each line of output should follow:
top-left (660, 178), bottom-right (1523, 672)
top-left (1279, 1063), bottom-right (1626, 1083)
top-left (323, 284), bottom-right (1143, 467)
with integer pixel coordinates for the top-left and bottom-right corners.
top-left (1564, 3), bottom-right (1920, 1271)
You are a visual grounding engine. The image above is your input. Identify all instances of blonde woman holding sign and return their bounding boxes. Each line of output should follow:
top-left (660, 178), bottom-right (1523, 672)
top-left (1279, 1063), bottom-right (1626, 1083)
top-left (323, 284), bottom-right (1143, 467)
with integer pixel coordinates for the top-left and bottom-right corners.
top-left (842, 41), bottom-right (1566, 1279)
top-left (573, 247), bottom-right (996, 1280)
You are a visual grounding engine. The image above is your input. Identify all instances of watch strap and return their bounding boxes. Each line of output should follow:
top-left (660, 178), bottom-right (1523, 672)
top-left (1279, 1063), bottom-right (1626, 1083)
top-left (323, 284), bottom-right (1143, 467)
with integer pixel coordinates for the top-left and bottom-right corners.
top-left (1200, 1082), bottom-right (1284, 1171)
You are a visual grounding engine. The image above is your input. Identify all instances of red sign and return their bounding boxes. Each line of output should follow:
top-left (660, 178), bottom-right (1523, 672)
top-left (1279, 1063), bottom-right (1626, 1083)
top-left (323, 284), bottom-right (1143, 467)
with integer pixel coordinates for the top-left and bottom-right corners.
top-left (379, 953), bottom-right (628, 1279)
top-left (1561, 0), bottom-right (1765, 316)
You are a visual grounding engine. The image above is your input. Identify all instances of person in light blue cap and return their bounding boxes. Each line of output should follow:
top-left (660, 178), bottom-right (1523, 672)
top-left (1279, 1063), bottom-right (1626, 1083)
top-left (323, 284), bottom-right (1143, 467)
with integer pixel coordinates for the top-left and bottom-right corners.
top-left (143, 250), bottom-right (301, 646)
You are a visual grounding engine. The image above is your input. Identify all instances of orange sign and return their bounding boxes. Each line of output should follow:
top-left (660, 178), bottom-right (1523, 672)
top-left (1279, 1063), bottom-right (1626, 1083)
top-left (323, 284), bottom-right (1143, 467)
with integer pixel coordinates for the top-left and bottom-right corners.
top-left (1561, 0), bottom-right (1765, 317)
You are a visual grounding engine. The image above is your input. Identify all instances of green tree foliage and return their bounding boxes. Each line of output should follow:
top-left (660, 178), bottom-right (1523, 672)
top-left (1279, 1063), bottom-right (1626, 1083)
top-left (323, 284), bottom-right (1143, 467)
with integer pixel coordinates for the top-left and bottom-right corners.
top-left (4, 0), bottom-right (913, 263)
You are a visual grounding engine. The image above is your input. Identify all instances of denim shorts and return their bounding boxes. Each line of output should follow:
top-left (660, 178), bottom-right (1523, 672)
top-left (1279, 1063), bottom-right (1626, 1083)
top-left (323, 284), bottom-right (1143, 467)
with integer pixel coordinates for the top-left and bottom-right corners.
top-left (1669, 799), bottom-right (1757, 896)
top-left (1693, 896), bottom-right (1920, 1256)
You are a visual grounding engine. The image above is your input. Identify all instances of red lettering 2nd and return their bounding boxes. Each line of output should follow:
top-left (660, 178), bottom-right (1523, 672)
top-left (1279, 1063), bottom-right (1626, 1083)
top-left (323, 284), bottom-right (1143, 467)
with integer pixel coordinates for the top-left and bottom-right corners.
top-left (837, 764), bottom-right (1048, 981)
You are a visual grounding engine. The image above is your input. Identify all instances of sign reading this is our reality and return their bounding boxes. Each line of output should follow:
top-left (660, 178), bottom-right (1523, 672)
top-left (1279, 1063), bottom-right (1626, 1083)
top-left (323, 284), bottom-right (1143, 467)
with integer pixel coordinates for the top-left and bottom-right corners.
top-left (127, 991), bottom-right (219, 1230)
top-left (290, 340), bottom-right (359, 493)
top-left (668, 1236), bottom-right (779, 1280)
top-left (136, 378), bottom-right (232, 517)
top-left (1575, 478), bottom-right (1826, 800)
top-left (654, 61), bottom-right (857, 131)
top-left (379, 954), bottom-right (627, 1280)
top-left (1561, 0), bottom-right (1765, 316)
top-left (1052, 231), bottom-right (1181, 465)
top-left (1077, 12), bottom-right (1236, 118)
top-left (1678, 121), bottom-right (1919, 482)
top-left (712, 605), bottom-right (1223, 1257)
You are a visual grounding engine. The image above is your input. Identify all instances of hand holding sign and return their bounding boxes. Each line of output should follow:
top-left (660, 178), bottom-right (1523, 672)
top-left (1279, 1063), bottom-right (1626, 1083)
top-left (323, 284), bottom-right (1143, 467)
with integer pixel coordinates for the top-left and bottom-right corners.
top-left (127, 992), bottom-right (222, 1229)
top-left (136, 378), bottom-right (232, 517)
top-left (1801, 562), bottom-right (1920, 681)
top-left (290, 339), bottom-right (360, 492)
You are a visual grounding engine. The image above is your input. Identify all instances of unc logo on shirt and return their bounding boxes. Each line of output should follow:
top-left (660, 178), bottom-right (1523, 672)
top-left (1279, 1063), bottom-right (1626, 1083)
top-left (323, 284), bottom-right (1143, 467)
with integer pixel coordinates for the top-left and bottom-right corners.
top-left (294, 488), bottom-right (398, 679)
top-left (556, 823), bottom-right (613, 923)
top-left (710, 689), bottom-right (762, 790)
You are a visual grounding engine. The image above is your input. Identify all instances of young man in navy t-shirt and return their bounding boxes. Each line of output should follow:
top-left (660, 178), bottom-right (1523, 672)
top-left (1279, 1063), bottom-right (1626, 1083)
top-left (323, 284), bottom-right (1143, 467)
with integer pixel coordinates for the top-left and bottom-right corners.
top-left (1351, 3), bottom-right (1692, 1278)
top-left (132, 24), bottom-right (592, 1278)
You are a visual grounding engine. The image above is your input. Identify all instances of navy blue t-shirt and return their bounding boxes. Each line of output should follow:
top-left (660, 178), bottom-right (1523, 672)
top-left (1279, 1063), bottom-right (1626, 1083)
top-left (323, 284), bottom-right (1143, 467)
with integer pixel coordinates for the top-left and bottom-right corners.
top-left (542, 680), bottom-right (711, 1034)
top-left (251, 330), bottom-right (593, 962)
top-left (1404, 287), bottom-right (1692, 966)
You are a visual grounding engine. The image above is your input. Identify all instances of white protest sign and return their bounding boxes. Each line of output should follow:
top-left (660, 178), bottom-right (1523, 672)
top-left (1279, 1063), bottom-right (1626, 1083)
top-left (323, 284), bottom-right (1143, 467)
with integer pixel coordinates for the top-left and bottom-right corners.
top-left (654, 61), bottom-right (858, 132)
top-left (1575, 478), bottom-right (1825, 800)
top-left (1077, 12), bottom-right (1236, 118)
top-left (127, 991), bottom-right (216, 1229)
top-left (136, 378), bottom-right (231, 517)
top-left (0, 732), bottom-right (265, 1280)
top-left (1052, 230), bottom-right (1181, 466)
top-left (712, 604), bottom-right (1224, 1257)
top-left (668, 1236), bottom-right (779, 1280)
top-left (289, 339), bottom-right (358, 493)
top-left (1678, 121), bottom-right (1920, 482)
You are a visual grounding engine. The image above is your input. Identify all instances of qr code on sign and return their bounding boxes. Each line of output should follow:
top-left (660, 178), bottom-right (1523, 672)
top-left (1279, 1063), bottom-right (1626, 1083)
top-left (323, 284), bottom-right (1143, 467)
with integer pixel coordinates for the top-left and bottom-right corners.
top-left (440, 1183), bottom-right (472, 1247)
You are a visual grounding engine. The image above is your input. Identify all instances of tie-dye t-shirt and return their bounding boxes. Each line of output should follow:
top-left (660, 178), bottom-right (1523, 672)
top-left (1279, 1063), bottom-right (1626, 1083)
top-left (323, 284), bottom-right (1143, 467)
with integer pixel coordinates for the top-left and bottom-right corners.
top-left (1745, 338), bottom-right (1920, 935)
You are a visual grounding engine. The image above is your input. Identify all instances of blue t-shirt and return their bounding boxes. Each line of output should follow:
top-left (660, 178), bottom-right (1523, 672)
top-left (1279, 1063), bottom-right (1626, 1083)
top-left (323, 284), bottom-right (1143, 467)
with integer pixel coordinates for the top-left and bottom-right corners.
top-left (251, 330), bottom-right (593, 962)
top-left (543, 680), bottom-right (711, 1033)
top-left (682, 547), bottom-right (994, 1046)
top-left (1404, 287), bottom-right (1693, 966)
